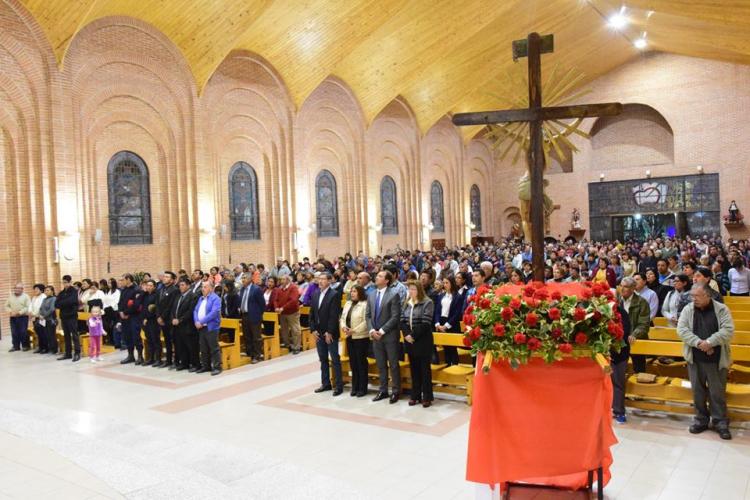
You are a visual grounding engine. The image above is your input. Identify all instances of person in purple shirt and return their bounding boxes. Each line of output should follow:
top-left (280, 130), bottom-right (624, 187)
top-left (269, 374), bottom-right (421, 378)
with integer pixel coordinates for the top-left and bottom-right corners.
top-left (193, 281), bottom-right (222, 376)
top-left (301, 272), bottom-right (321, 306)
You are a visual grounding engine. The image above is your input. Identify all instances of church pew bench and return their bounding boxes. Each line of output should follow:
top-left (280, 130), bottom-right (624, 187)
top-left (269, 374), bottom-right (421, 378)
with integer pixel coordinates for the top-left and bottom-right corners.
top-left (626, 339), bottom-right (750, 419)
top-left (261, 312), bottom-right (282, 360)
top-left (218, 318), bottom-right (245, 370)
top-left (725, 296), bottom-right (750, 305)
top-left (654, 315), bottom-right (750, 331)
top-left (299, 306), bottom-right (314, 351)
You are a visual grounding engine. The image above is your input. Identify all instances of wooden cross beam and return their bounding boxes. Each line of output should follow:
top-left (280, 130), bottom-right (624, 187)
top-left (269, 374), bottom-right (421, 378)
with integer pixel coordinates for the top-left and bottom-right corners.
top-left (452, 32), bottom-right (622, 281)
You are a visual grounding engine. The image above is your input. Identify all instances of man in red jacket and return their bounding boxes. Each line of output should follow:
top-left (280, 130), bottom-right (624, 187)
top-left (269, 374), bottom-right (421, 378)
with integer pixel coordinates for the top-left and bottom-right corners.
top-left (274, 275), bottom-right (302, 354)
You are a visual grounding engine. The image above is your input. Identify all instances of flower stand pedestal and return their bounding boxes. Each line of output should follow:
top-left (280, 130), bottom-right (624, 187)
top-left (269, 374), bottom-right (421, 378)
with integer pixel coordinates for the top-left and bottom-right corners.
top-left (466, 354), bottom-right (616, 499)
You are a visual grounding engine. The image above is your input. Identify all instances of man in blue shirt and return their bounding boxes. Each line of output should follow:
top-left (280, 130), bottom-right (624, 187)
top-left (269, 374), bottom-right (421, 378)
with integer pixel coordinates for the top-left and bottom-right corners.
top-left (194, 281), bottom-right (222, 376)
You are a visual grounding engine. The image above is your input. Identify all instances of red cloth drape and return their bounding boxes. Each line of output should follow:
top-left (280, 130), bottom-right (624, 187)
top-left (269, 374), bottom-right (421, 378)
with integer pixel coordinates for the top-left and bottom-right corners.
top-left (466, 354), bottom-right (617, 489)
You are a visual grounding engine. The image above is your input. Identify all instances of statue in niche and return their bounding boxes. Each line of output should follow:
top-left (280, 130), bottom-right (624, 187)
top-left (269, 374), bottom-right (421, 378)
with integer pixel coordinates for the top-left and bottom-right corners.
top-left (571, 208), bottom-right (582, 229)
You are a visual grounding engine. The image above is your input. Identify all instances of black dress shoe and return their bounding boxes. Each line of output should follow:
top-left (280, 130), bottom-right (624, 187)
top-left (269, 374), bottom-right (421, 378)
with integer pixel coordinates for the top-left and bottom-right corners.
top-left (188, 367), bottom-right (199, 373)
top-left (422, 400), bottom-right (433, 408)
top-left (33, 349), bottom-right (42, 354)
top-left (389, 392), bottom-right (400, 404)
top-left (314, 386), bottom-right (333, 393)
top-left (372, 392), bottom-right (389, 402)
top-left (72, 353), bottom-right (81, 362)
top-left (718, 428), bottom-right (732, 440)
top-left (356, 391), bottom-right (367, 398)
top-left (120, 356), bottom-right (135, 365)
top-left (211, 369), bottom-right (222, 376)
top-left (332, 388), bottom-right (343, 396)
top-left (8, 347), bottom-right (19, 353)
top-left (408, 399), bottom-right (421, 406)
top-left (21, 347), bottom-right (30, 352)
top-left (175, 365), bottom-right (186, 371)
top-left (57, 354), bottom-right (71, 360)
top-left (250, 358), bottom-right (260, 364)
top-left (349, 391), bottom-right (357, 397)
top-left (689, 423), bottom-right (709, 434)
top-left (196, 368), bottom-right (210, 374)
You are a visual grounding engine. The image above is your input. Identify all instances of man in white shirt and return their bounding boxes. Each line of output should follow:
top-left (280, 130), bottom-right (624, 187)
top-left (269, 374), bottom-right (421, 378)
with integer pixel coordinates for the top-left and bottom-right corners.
top-left (634, 273), bottom-right (658, 321)
top-left (5, 283), bottom-right (31, 352)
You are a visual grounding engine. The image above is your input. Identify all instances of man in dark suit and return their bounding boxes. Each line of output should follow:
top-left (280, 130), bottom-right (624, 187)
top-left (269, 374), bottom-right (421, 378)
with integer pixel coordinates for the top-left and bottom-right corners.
top-left (366, 270), bottom-right (403, 403)
top-left (55, 275), bottom-right (80, 362)
top-left (118, 274), bottom-right (144, 365)
top-left (171, 277), bottom-right (199, 371)
top-left (310, 272), bottom-right (343, 395)
top-left (239, 272), bottom-right (266, 363)
top-left (155, 271), bottom-right (178, 368)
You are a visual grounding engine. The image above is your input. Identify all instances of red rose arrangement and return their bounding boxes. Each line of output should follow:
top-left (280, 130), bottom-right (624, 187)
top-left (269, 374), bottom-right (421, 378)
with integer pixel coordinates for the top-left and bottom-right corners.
top-left (464, 281), bottom-right (624, 370)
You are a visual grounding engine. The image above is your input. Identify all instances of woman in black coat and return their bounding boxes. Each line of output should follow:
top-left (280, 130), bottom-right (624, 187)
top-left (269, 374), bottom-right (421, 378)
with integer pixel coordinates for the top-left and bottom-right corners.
top-left (433, 275), bottom-right (464, 366)
top-left (221, 280), bottom-right (241, 342)
top-left (401, 280), bottom-right (435, 407)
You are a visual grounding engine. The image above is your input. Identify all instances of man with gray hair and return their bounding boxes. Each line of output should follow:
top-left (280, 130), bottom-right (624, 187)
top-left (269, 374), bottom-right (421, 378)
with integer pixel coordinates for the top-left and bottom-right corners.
top-left (5, 283), bottom-right (31, 352)
top-left (480, 261), bottom-right (497, 286)
top-left (619, 276), bottom-right (651, 373)
top-left (677, 283), bottom-right (734, 440)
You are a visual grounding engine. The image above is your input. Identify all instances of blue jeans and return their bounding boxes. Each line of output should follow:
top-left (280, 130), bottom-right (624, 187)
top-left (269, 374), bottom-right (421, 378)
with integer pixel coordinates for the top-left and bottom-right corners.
top-left (316, 335), bottom-right (343, 390)
top-left (10, 316), bottom-right (29, 349)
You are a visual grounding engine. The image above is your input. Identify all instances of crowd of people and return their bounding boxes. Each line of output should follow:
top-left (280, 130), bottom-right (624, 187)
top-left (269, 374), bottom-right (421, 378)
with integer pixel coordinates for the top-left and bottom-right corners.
top-left (3, 234), bottom-right (746, 431)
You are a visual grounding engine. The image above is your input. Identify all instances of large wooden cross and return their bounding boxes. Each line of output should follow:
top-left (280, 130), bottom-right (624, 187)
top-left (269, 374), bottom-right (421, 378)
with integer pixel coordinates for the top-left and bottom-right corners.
top-left (453, 32), bottom-right (622, 281)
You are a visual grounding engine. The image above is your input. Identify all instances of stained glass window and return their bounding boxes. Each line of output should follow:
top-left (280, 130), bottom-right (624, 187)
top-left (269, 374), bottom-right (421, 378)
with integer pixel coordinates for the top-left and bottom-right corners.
top-left (107, 151), bottom-right (152, 245)
top-left (229, 162), bottom-right (260, 240)
top-left (316, 170), bottom-right (339, 237)
top-left (470, 184), bottom-right (482, 231)
top-left (380, 176), bottom-right (398, 235)
top-left (430, 180), bottom-right (445, 233)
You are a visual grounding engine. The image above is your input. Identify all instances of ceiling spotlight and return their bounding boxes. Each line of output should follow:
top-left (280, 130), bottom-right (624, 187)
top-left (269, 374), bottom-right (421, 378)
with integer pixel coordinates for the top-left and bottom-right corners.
top-left (608, 6), bottom-right (628, 30)
top-left (634, 37), bottom-right (648, 50)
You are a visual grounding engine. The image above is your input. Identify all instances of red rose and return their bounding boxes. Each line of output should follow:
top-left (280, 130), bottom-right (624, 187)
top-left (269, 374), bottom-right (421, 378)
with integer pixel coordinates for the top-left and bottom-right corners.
top-left (592, 310), bottom-right (602, 321)
top-left (465, 305), bottom-right (475, 315)
top-left (559, 343), bottom-right (573, 354)
top-left (493, 324), bottom-right (506, 337)
top-left (468, 295), bottom-right (477, 304)
top-left (527, 337), bottom-right (542, 351)
top-left (534, 288), bottom-right (549, 301)
top-left (501, 307), bottom-right (514, 321)
top-left (613, 327), bottom-right (624, 340)
top-left (581, 289), bottom-right (593, 300)
top-left (606, 321), bottom-right (618, 335)
top-left (548, 307), bottom-right (561, 321)
top-left (462, 336), bottom-right (472, 347)
top-left (525, 312), bottom-right (539, 328)
top-left (479, 298), bottom-right (491, 309)
top-left (509, 298), bottom-right (522, 310)
top-left (573, 307), bottom-right (587, 322)
top-left (531, 281), bottom-right (545, 289)
top-left (523, 286), bottom-right (535, 297)
top-left (127, 299), bottom-right (134, 307)
top-left (550, 291), bottom-right (562, 301)
top-left (524, 298), bottom-right (540, 308)
top-left (575, 332), bottom-right (588, 345)
top-left (463, 314), bottom-right (475, 326)
top-left (513, 332), bottom-right (527, 344)
top-left (469, 327), bottom-right (481, 340)
top-left (476, 285), bottom-right (490, 297)
top-left (550, 328), bottom-right (563, 339)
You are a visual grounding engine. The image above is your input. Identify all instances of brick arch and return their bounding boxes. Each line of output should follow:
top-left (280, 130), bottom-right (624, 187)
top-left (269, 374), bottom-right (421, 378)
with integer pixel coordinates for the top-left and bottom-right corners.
top-left (63, 15), bottom-right (199, 275)
top-left (0, 0), bottom-right (60, 315)
top-left (367, 96), bottom-right (421, 251)
top-left (589, 103), bottom-right (675, 169)
top-left (422, 115), bottom-right (463, 246)
top-left (202, 50), bottom-right (294, 265)
top-left (296, 76), bottom-right (366, 259)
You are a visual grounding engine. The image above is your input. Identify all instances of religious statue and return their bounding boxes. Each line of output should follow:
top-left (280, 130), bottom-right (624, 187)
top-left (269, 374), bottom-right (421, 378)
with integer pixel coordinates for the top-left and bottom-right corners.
top-left (518, 172), bottom-right (554, 238)
top-left (510, 222), bottom-right (523, 240)
top-left (729, 200), bottom-right (741, 222)
top-left (571, 208), bottom-right (582, 229)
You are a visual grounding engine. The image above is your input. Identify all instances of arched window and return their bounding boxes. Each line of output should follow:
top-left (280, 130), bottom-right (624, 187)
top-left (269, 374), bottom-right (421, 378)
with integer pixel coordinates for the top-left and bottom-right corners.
top-left (470, 184), bottom-right (482, 231)
top-left (380, 176), bottom-right (398, 235)
top-left (430, 180), bottom-right (445, 233)
top-left (229, 161), bottom-right (260, 240)
top-left (316, 169), bottom-right (339, 237)
top-left (107, 151), bottom-right (152, 245)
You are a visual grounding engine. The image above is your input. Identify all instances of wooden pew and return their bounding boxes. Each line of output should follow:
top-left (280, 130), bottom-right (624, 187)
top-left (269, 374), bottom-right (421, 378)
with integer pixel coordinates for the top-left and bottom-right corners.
top-left (218, 318), bottom-right (245, 370)
top-left (627, 337), bottom-right (750, 419)
top-left (654, 315), bottom-right (750, 330)
top-left (299, 306), bottom-right (314, 351)
top-left (725, 296), bottom-right (750, 305)
top-left (262, 312), bottom-right (281, 360)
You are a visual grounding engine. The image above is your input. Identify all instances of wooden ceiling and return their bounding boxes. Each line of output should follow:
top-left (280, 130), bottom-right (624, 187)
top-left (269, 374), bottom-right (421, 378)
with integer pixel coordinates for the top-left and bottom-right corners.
top-left (19, 0), bottom-right (750, 135)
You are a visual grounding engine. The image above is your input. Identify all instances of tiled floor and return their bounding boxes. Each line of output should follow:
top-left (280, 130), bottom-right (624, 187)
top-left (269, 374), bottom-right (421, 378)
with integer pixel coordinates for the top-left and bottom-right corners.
top-left (0, 335), bottom-right (749, 500)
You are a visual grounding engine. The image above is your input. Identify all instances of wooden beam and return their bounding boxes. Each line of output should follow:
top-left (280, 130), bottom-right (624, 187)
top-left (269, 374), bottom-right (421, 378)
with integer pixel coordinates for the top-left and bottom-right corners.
top-left (451, 103), bottom-right (623, 126)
